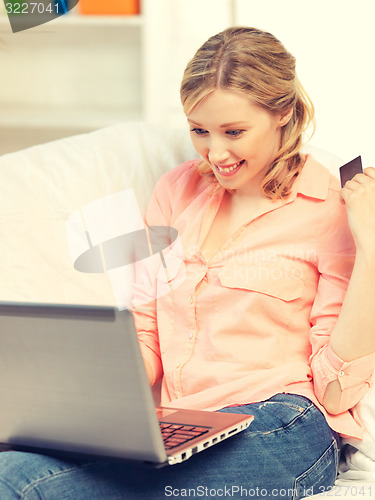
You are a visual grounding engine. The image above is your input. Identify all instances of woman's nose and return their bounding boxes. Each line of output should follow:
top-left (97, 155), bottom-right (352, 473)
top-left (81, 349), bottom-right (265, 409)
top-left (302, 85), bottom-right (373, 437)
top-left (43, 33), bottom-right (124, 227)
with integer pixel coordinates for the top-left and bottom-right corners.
top-left (208, 139), bottom-right (230, 165)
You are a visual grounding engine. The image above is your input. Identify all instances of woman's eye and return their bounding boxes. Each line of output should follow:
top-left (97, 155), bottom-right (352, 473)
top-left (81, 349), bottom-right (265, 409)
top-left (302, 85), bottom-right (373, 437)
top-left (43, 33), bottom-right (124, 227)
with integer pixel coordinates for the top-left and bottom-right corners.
top-left (191, 128), bottom-right (208, 136)
top-left (226, 130), bottom-right (244, 137)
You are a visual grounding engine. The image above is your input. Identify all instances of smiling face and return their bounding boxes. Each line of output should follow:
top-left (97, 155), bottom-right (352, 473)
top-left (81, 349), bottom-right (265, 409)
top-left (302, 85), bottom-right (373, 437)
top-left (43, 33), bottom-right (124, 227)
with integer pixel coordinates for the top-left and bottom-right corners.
top-left (187, 89), bottom-right (292, 197)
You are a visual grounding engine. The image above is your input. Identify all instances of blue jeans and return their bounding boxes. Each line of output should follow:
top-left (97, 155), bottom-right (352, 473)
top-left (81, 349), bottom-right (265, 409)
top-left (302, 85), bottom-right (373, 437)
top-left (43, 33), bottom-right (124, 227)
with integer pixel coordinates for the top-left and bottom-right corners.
top-left (0, 394), bottom-right (339, 499)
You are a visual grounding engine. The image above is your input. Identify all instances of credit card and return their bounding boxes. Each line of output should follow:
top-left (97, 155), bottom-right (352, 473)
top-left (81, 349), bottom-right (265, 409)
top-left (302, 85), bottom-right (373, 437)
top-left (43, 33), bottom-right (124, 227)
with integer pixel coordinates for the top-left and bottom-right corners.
top-left (339, 156), bottom-right (363, 188)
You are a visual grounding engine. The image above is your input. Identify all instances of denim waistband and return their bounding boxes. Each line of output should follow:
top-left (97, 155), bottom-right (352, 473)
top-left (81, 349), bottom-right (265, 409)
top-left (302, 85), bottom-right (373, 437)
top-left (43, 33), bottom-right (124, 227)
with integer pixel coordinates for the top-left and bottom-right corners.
top-left (266, 392), bottom-right (314, 409)
top-left (222, 392), bottom-right (341, 449)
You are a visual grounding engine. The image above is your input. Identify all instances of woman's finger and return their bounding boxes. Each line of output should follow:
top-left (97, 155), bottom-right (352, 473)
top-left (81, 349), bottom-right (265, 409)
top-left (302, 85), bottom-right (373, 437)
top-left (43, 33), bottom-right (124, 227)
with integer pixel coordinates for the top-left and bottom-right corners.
top-left (342, 167), bottom-right (375, 190)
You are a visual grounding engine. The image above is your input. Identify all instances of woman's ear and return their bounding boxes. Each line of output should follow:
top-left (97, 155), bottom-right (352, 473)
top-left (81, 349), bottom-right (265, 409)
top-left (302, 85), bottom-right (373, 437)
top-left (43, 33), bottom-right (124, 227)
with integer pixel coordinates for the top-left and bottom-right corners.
top-left (279, 108), bottom-right (294, 127)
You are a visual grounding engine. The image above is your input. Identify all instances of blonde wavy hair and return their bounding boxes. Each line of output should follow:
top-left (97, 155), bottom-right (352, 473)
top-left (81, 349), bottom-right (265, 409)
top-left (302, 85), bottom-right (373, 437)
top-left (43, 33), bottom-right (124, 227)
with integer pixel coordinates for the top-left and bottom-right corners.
top-left (180, 27), bottom-right (315, 199)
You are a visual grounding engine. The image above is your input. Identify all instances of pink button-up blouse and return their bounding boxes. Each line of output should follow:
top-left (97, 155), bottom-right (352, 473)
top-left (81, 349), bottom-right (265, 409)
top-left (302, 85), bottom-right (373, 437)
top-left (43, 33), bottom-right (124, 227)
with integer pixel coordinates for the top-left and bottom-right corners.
top-left (131, 155), bottom-right (375, 439)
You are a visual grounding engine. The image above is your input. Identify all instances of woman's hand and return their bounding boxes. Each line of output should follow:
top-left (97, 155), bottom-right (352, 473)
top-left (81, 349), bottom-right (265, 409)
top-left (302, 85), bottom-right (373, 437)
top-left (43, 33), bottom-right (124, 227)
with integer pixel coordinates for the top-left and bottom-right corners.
top-left (340, 167), bottom-right (375, 257)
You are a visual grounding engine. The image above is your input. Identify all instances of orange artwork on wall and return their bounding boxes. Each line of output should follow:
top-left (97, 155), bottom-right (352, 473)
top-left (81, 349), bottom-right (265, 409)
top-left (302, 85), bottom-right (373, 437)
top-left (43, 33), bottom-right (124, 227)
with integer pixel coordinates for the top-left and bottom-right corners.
top-left (78, 0), bottom-right (140, 15)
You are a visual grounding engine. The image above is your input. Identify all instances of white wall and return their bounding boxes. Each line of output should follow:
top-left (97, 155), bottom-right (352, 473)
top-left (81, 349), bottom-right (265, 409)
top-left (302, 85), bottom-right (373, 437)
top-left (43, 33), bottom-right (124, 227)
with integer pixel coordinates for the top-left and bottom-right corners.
top-left (143, 0), bottom-right (234, 127)
top-left (1, 0), bottom-right (374, 167)
top-left (235, 0), bottom-right (375, 166)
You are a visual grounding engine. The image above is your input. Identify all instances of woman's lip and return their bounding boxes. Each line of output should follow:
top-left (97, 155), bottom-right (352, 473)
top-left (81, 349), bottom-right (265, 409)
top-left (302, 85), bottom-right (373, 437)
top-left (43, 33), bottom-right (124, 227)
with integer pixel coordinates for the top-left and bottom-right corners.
top-left (214, 160), bottom-right (244, 176)
top-left (216, 161), bottom-right (239, 168)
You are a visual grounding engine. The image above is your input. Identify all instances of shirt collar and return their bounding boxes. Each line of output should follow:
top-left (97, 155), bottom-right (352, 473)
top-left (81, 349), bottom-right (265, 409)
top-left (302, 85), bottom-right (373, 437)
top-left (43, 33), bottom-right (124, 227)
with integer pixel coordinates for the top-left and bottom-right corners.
top-left (291, 155), bottom-right (331, 201)
top-left (208, 154), bottom-right (332, 202)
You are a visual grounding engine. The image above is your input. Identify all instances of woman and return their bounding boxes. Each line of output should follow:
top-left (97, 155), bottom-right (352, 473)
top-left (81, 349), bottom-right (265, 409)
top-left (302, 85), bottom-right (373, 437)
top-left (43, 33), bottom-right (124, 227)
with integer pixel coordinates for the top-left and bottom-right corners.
top-left (1, 26), bottom-right (375, 499)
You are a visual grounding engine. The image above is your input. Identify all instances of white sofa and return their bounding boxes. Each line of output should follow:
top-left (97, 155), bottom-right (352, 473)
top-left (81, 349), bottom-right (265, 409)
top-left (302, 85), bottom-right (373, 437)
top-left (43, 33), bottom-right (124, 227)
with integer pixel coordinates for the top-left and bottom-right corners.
top-left (0, 122), bottom-right (374, 495)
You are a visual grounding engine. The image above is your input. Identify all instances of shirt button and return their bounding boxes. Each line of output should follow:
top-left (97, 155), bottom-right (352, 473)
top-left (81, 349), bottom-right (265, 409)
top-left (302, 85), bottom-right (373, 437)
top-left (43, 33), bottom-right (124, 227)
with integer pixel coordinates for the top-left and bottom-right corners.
top-left (189, 296), bottom-right (194, 304)
top-left (188, 332), bottom-right (193, 339)
top-left (338, 370), bottom-right (345, 377)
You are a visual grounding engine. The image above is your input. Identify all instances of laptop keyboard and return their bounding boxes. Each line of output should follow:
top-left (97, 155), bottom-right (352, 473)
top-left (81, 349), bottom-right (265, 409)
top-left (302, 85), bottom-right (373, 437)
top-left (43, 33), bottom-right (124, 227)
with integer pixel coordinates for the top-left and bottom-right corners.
top-left (160, 422), bottom-right (210, 450)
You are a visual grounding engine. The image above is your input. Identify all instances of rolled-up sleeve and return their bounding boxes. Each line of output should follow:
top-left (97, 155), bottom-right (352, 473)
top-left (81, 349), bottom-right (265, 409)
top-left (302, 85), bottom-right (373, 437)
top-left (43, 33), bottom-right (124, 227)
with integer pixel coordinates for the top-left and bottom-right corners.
top-left (311, 342), bottom-right (375, 413)
top-left (309, 191), bottom-right (375, 413)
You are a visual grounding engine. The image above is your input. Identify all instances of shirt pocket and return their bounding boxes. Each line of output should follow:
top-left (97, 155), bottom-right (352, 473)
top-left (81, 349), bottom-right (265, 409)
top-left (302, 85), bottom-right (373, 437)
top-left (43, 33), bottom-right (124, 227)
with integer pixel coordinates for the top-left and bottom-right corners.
top-left (218, 260), bottom-right (304, 327)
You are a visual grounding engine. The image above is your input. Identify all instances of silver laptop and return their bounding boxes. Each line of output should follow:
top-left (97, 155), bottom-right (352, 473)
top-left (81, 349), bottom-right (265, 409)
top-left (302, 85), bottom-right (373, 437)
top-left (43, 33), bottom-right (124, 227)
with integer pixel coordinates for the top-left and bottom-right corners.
top-left (0, 301), bottom-right (253, 467)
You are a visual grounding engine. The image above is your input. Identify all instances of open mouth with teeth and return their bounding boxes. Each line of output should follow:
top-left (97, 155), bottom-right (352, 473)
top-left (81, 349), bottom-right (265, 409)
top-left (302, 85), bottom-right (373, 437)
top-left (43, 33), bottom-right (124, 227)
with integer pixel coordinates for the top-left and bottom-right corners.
top-left (214, 160), bottom-right (245, 176)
